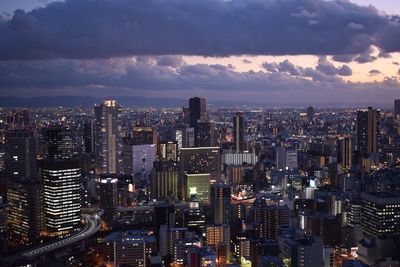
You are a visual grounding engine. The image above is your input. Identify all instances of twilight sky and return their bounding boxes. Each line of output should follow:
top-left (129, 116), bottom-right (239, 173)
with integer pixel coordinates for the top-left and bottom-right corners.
top-left (1, 0), bottom-right (400, 105)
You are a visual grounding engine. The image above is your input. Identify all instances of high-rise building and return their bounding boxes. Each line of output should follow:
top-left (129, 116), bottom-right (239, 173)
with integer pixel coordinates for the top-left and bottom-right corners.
top-left (5, 129), bottom-right (37, 180)
top-left (233, 112), bottom-right (245, 153)
top-left (179, 147), bottom-right (221, 200)
top-left (151, 161), bottom-right (179, 200)
top-left (307, 106), bottom-right (314, 123)
top-left (42, 126), bottom-right (77, 160)
top-left (361, 192), bottom-right (400, 238)
top-left (186, 173), bottom-right (211, 202)
top-left (132, 144), bottom-right (157, 175)
top-left (189, 97), bottom-right (206, 128)
top-left (282, 235), bottom-right (323, 267)
top-left (394, 99), bottom-right (400, 116)
top-left (42, 159), bottom-right (82, 238)
top-left (106, 230), bottom-right (157, 267)
top-left (158, 141), bottom-right (178, 161)
top-left (206, 224), bottom-right (230, 266)
top-left (195, 121), bottom-right (217, 147)
top-left (337, 137), bottom-right (352, 170)
top-left (357, 107), bottom-right (379, 155)
top-left (98, 176), bottom-right (118, 228)
top-left (94, 99), bottom-right (122, 174)
top-left (251, 203), bottom-right (289, 239)
top-left (7, 178), bottom-right (44, 246)
top-left (276, 147), bottom-right (298, 170)
top-left (132, 126), bottom-right (157, 145)
top-left (210, 184), bottom-right (231, 224)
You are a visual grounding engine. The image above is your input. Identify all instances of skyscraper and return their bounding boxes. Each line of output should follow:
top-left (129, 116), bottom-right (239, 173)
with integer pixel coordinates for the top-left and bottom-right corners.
top-left (42, 126), bottom-right (76, 160)
top-left (151, 161), bottom-right (179, 200)
top-left (99, 177), bottom-right (118, 228)
top-left (307, 106), bottom-right (314, 123)
top-left (5, 129), bottom-right (37, 180)
top-left (233, 112), bottom-right (245, 153)
top-left (179, 147), bottom-right (221, 199)
top-left (42, 159), bottom-right (82, 238)
top-left (357, 107), bottom-right (379, 155)
top-left (194, 121), bottom-right (216, 147)
top-left (210, 184), bottom-right (231, 224)
top-left (394, 99), bottom-right (400, 116)
top-left (337, 137), bottom-right (352, 170)
top-left (206, 224), bottom-right (230, 266)
top-left (189, 97), bottom-right (206, 128)
top-left (361, 192), bottom-right (400, 238)
top-left (251, 203), bottom-right (289, 239)
top-left (7, 178), bottom-right (44, 246)
top-left (94, 99), bottom-right (122, 175)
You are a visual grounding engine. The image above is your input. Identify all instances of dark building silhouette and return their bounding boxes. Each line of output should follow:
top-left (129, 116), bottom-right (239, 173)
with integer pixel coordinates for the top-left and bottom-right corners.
top-left (189, 97), bottom-right (206, 128)
top-left (233, 112), bottom-right (245, 153)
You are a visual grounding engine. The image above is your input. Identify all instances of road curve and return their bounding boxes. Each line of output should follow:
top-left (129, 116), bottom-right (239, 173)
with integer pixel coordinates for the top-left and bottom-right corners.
top-left (22, 214), bottom-right (102, 258)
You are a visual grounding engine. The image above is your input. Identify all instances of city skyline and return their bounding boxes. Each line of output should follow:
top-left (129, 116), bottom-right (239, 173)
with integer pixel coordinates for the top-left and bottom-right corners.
top-left (0, 0), bottom-right (400, 104)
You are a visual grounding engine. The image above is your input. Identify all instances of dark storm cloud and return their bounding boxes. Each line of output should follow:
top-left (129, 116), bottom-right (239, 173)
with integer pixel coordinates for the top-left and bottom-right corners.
top-left (0, 0), bottom-right (398, 60)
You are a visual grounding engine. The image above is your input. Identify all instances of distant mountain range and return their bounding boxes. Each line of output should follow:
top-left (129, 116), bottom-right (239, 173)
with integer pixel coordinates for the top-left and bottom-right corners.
top-left (0, 96), bottom-right (394, 109)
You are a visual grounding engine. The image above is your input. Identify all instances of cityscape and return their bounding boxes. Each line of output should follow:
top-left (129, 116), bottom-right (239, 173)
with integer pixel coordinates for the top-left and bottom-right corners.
top-left (0, 98), bottom-right (399, 266)
top-left (1, 0), bottom-right (400, 267)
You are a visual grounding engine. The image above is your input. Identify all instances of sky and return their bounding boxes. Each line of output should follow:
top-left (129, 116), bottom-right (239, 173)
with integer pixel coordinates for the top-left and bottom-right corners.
top-left (1, 0), bottom-right (400, 105)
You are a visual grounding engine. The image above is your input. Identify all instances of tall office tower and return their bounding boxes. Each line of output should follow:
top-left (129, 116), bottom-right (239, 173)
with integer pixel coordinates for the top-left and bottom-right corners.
top-left (276, 147), bottom-right (298, 170)
top-left (153, 204), bottom-right (175, 232)
top-left (131, 144), bottom-right (157, 175)
top-left (337, 137), bottom-right (352, 170)
top-left (174, 126), bottom-right (195, 148)
top-left (357, 107), bottom-right (379, 155)
top-left (158, 141), bottom-right (178, 161)
top-left (132, 126), bottom-right (157, 145)
top-left (94, 99), bottom-right (122, 175)
top-left (83, 120), bottom-right (95, 154)
top-left (361, 192), bottom-right (400, 238)
top-left (251, 203), bottom-right (289, 239)
top-left (42, 159), bottom-right (81, 238)
top-left (282, 236), bottom-right (323, 267)
top-left (110, 230), bottom-right (157, 267)
top-left (307, 106), bottom-right (314, 123)
top-left (308, 213), bottom-right (342, 246)
top-left (7, 178), bottom-right (44, 246)
top-left (182, 107), bottom-right (190, 124)
top-left (42, 126), bottom-right (76, 160)
top-left (5, 129), bottom-right (37, 180)
top-left (206, 224), bottom-right (230, 266)
top-left (151, 161), bottom-right (179, 200)
top-left (210, 184), bottom-right (231, 224)
top-left (98, 177), bottom-right (118, 228)
top-left (233, 112), bottom-right (245, 153)
top-left (395, 99), bottom-right (400, 116)
top-left (179, 147), bottom-right (221, 200)
top-left (195, 121), bottom-right (217, 147)
top-left (185, 173), bottom-right (211, 202)
top-left (189, 97), bottom-right (207, 128)
top-left (187, 197), bottom-right (206, 233)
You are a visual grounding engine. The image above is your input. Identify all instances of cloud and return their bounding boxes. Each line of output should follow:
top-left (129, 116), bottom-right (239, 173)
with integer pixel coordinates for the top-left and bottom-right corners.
top-left (317, 56), bottom-right (338, 75)
top-left (0, 57), bottom-right (399, 104)
top-left (332, 54), bottom-right (356, 63)
top-left (0, 0), bottom-right (398, 60)
top-left (337, 65), bottom-right (352, 76)
top-left (369, 69), bottom-right (381, 76)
